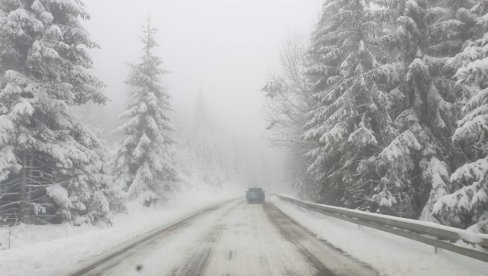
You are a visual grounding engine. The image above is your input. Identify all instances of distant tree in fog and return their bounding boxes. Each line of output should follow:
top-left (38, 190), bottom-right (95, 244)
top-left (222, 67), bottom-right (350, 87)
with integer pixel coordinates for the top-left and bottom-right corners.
top-left (263, 34), bottom-right (312, 147)
top-left (262, 34), bottom-right (318, 199)
top-left (113, 19), bottom-right (178, 206)
top-left (179, 92), bottom-right (241, 188)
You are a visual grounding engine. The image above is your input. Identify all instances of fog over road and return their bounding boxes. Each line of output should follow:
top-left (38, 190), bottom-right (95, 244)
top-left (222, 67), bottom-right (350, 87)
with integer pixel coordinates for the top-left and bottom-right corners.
top-left (77, 200), bottom-right (377, 276)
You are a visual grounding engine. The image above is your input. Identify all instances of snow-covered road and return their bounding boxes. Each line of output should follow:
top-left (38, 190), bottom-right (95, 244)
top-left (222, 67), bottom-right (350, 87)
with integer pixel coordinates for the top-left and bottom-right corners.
top-left (75, 200), bottom-right (377, 276)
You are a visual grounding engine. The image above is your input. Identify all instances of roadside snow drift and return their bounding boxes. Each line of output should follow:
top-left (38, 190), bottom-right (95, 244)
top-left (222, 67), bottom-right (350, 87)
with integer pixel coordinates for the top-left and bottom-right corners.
top-left (273, 197), bottom-right (488, 276)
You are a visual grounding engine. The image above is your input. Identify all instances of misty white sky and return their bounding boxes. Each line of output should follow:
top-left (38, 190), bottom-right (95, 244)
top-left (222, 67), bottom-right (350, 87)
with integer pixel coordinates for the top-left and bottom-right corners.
top-left (83, 0), bottom-right (323, 186)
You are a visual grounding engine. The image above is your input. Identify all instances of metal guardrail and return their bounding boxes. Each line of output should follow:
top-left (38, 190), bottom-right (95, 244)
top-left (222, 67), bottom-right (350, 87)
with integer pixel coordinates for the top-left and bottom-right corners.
top-left (277, 195), bottom-right (488, 262)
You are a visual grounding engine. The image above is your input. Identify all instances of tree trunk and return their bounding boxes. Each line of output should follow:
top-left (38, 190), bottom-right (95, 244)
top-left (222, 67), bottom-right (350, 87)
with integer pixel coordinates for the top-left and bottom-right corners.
top-left (19, 152), bottom-right (30, 224)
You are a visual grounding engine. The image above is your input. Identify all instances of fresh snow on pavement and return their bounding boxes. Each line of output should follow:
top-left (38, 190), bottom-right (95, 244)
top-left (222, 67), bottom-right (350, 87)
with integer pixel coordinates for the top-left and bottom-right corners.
top-left (0, 186), bottom-right (240, 276)
top-left (273, 197), bottom-right (488, 276)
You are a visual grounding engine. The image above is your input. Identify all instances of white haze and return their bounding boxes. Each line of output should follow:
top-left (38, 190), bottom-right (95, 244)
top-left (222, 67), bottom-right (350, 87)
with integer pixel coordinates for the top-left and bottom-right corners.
top-left (82, 0), bottom-right (322, 190)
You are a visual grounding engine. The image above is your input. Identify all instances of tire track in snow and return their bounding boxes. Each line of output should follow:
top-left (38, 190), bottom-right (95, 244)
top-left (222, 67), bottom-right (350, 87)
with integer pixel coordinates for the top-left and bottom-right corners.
top-left (168, 201), bottom-right (241, 276)
top-left (203, 202), bottom-right (321, 275)
top-left (70, 200), bottom-right (238, 276)
top-left (264, 203), bottom-right (378, 276)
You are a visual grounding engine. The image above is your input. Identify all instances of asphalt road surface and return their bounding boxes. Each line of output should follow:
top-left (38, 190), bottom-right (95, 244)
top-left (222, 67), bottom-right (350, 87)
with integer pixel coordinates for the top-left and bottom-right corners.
top-left (76, 200), bottom-right (378, 276)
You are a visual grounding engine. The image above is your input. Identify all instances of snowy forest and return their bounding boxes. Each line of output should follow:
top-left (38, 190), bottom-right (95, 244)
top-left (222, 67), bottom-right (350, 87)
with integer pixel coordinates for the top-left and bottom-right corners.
top-left (264, 0), bottom-right (488, 233)
top-left (1, 0), bottom-right (488, 237)
top-left (0, 0), bottom-right (268, 229)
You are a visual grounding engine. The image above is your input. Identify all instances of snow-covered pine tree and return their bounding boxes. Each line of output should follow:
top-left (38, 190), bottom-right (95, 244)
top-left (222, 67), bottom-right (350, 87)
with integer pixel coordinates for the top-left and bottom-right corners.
top-left (304, 0), bottom-right (397, 209)
top-left (370, 0), bottom-right (473, 219)
top-left (433, 1), bottom-right (488, 232)
top-left (113, 19), bottom-right (178, 206)
top-left (0, 0), bottom-right (111, 225)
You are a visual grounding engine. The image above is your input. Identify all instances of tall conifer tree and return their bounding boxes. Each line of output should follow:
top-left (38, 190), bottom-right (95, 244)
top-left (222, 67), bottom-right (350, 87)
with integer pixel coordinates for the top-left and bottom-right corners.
top-left (113, 19), bottom-right (178, 206)
top-left (433, 0), bottom-right (488, 232)
top-left (304, 0), bottom-right (397, 208)
top-left (0, 0), bottom-right (110, 224)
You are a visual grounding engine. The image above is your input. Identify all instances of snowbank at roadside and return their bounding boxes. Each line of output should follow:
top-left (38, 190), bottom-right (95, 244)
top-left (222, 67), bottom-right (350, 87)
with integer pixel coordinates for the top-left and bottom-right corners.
top-left (0, 185), bottom-right (239, 276)
top-left (273, 197), bottom-right (488, 276)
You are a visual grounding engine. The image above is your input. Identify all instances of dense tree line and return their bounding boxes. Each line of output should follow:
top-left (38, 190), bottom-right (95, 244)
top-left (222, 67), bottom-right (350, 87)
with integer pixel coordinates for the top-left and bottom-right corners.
top-left (265, 0), bottom-right (488, 232)
top-left (0, 0), bottom-right (176, 225)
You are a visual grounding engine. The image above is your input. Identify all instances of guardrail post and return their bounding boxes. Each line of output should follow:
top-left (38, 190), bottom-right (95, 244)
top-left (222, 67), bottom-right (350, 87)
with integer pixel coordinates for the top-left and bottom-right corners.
top-left (8, 225), bottom-right (11, 250)
top-left (434, 246), bottom-right (438, 254)
top-left (65, 223), bottom-right (69, 238)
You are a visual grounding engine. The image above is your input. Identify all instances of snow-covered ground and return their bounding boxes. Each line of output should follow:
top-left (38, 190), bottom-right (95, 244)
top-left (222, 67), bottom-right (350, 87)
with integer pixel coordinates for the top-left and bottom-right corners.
top-left (273, 197), bottom-right (488, 276)
top-left (0, 185), bottom-right (240, 276)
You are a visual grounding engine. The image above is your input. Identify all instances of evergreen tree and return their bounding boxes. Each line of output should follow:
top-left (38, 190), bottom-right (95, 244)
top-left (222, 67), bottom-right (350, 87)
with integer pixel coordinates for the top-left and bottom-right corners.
top-left (433, 1), bottom-right (488, 232)
top-left (113, 19), bottom-right (178, 206)
top-left (304, 0), bottom-right (396, 209)
top-left (0, 0), bottom-right (111, 225)
top-left (369, 0), bottom-right (473, 218)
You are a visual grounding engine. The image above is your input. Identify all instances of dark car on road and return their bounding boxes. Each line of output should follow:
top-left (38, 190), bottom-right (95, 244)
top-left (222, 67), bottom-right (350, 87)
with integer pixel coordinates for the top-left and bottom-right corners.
top-left (246, 188), bottom-right (265, 204)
